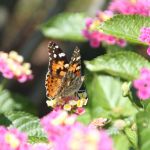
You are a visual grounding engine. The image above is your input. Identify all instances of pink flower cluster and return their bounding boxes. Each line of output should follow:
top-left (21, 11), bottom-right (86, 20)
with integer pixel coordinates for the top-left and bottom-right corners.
top-left (0, 126), bottom-right (30, 150)
top-left (0, 51), bottom-right (33, 83)
top-left (0, 126), bottom-right (51, 150)
top-left (109, 0), bottom-right (150, 16)
top-left (139, 27), bottom-right (150, 55)
top-left (54, 125), bottom-right (113, 150)
top-left (46, 93), bottom-right (88, 115)
top-left (0, 110), bottom-right (113, 150)
top-left (41, 110), bottom-right (77, 141)
top-left (82, 11), bottom-right (126, 48)
top-left (41, 110), bottom-right (113, 150)
top-left (133, 68), bottom-right (150, 100)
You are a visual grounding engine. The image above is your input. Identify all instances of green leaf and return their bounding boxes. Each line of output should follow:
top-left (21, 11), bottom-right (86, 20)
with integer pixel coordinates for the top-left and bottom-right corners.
top-left (100, 15), bottom-right (150, 44)
top-left (85, 51), bottom-right (150, 81)
top-left (85, 71), bottom-right (137, 119)
top-left (76, 108), bottom-right (92, 124)
top-left (112, 134), bottom-right (130, 150)
top-left (136, 111), bottom-right (150, 150)
top-left (146, 102), bottom-right (150, 112)
top-left (28, 136), bottom-right (48, 144)
top-left (0, 111), bottom-right (48, 143)
top-left (104, 43), bottom-right (136, 54)
top-left (124, 127), bottom-right (137, 148)
top-left (40, 13), bottom-right (86, 41)
top-left (0, 89), bottom-right (36, 114)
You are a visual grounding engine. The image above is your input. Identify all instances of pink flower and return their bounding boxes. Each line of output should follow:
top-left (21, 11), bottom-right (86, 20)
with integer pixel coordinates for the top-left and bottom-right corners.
top-left (40, 110), bottom-right (77, 141)
top-left (31, 143), bottom-right (52, 150)
top-left (85, 18), bottom-right (93, 28)
top-left (139, 27), bottom-right (150, 55)
top-left (2, 66), bottom-right (14, 79)
top-left (109, 0), bottom-right (150, 16)
top-left (82, 11), bottom-right (126, 48)
top-left (117, 39), bottom-right (127, 47)
top-left (75, 107), bottom-right (85, 115)
top-left (0, 51), bottom-right (33, 82)
top-left (133, 68), bottom-right (150, 100)
top-left (0, 126), bottom-right (30, 150)
top-left (147, 46), bottom-right (150, 55)
top-left (139, 27), bottom-right (150, 44)
top-left (54, 123), bottom-right (113, 150)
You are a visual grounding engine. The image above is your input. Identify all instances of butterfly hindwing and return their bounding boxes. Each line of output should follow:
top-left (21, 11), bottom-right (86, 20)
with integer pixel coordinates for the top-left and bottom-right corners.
top-left (68, 47), bottom-right (81, 77)
top-left (58, 47), bottom-right (84, 97)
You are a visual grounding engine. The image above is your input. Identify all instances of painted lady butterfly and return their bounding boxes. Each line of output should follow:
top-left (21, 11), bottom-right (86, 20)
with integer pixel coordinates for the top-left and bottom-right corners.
top-left (45, 41), bottom-right (84, 100)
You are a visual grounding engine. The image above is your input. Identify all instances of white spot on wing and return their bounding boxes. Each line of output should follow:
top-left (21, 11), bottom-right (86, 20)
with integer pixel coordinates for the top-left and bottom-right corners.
top-left (76, 56), bottom-right (81, 60)
top-left (76, 66), bottom-right (81, 70)
top-left (64, 64), bottom-right (69, 68)
top-left (53, 54), bottom-right (57, 58)
top-left (55, 45), bottom-right (59, 48)
top-left (59, 53), bottom-right (65, 58)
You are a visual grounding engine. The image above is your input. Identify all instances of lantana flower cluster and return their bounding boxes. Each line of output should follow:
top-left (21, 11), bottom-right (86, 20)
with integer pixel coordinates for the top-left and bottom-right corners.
top-left (83, 0), bottom-right (150, 48)
top-left (0, 126), bottom-right (30, 150)
top-left (46, 92), bottom-right (88, 115)
top-left (41, 110), bottom-right (113, 150)
top-left (109, 0), bottom-right (150, 16)
top-left (0, 110), bottom-right (114, 150)
top-left (82, 11), bottom-right (126, 48)
top-left (133, 68), bottom-right (150, 100)
top-left (0, 126), bottom-right (52, 150)
top-left (0, 51), bottom-right (33, 83)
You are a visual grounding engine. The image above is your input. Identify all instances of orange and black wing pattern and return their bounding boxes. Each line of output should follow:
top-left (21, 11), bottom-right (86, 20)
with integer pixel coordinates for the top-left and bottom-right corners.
top-left (45, 41), bottom-right (69, 99)
top-left (58, 47), bottom-right (83, 97)
top-left (68, 47), bottom-right (81, 77)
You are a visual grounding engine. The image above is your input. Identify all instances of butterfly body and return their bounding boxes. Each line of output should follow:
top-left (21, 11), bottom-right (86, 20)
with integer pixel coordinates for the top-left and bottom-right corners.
top-left (45, 41), bottom-right (84, 100)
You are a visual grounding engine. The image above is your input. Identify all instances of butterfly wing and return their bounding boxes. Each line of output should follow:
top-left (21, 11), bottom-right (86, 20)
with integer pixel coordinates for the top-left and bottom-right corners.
top-left (58, 47), bottom-right (84, 97)
top-left (68, 47), bottom-right (82, 77)
top-left (45, 41), bottom-right (69, 99)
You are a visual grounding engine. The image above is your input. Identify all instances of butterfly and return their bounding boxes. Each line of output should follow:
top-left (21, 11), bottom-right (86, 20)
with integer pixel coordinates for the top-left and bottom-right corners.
top-left (45, 41), bottom-right (84, 100)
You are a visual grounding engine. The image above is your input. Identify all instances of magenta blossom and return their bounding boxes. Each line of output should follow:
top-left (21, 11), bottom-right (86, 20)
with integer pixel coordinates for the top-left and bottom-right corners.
top-left (139, 27), bottom-right (150, 55)
top-left (40, 110), bottom-right (77, 141)
top-left (0, 126), bottom-right (30, 150)
top-left (133, 68), bottom-right (150, 100)
top-left (82, 11), bottom-right (126, 48)
top-left (54, 123), bottom-right (113, 150)
top-left (0, 51), bottom-right (33, 82)
top-left (109, 0), bottom-right (150, 16)
top-left (139, 27), bottom-right (150, 44)
top-left (31, 143), bottom-right (52, 150)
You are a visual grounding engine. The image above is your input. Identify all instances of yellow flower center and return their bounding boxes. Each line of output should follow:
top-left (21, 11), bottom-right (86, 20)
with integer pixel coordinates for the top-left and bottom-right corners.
top-left (77, 99), bottom-right (84, 107)
top-left (63, 104), bottom-right (72, 111)
top-left (129, 0), bottom-right (137, 4)
top-left (5, 133), bottom-right (20, 149)
top-left (90, 20), bottom-right (101, 31)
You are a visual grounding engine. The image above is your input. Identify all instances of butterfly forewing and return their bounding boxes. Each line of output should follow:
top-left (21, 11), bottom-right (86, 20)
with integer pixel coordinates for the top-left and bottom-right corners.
top-left (45, 41), bottom-right (69, 99)
top-left (48, 41), bottom-right (69, 77)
